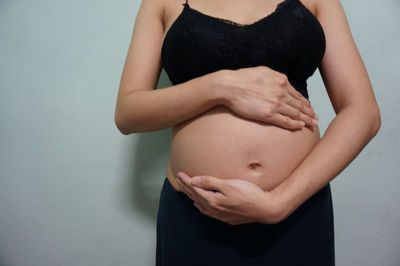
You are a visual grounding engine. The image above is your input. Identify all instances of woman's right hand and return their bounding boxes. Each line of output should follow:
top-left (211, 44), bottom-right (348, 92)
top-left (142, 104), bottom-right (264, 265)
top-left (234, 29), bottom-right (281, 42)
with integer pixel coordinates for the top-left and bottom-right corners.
top-left (219, 65), bottom-right (318, 130)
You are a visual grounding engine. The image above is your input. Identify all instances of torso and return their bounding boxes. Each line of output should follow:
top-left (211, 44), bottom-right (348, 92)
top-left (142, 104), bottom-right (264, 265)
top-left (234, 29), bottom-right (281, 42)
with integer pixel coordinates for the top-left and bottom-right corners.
top-left (161, 0), bottom-right (324, 192)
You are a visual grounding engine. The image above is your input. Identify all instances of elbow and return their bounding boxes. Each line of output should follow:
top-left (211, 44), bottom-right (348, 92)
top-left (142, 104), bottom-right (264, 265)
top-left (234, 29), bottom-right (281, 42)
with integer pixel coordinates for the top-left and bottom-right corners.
top-left (114, 94), bottom-right (143, 135)
top-left (115, 113), bottom-right (143, 135)
top-left (370, 104), bottom-right (381, 138)
top-left (115, 119), bottom-right (129, 135)
top-left (114, 112), bottom-right (131, 135)
top-left (116, 125), bottom-right (130, 136)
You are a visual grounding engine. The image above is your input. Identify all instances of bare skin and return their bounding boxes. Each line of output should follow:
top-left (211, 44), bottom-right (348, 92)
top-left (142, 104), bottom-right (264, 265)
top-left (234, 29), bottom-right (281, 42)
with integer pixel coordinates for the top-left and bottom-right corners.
top-left (115, 0), bottom-right (381, 225)
top-left (167, 105), bottom-right (320, 193)
top-left (163, 0), bottom-right (321, 193)
top-left (172, 0), bottom-right (381, 225)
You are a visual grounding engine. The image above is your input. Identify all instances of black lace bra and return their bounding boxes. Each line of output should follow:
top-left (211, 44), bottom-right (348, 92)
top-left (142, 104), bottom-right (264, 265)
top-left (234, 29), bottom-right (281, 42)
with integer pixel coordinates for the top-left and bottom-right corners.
top-left (160, 0), bottom-right (326, 99)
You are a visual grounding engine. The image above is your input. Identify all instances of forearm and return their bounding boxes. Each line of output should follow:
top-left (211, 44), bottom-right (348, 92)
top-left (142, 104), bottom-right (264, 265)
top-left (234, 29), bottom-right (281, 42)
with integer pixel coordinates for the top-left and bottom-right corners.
top-left (115, 70), bottom-right (228, 134)
top-left (270, 103), bottom-right (381, 222)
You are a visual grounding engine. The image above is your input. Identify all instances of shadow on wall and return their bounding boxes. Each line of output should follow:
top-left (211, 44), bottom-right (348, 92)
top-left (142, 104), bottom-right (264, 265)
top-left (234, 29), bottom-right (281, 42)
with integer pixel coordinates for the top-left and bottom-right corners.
top-left (126, 70), bottom-right (173, 224)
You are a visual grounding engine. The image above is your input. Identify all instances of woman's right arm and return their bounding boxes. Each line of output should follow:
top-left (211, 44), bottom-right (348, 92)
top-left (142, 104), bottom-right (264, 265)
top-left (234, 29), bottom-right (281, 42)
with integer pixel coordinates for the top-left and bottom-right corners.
top-left (115, 0), bottom-right (317, 134)
top-left (115, 70), bottom-right (228, 134)
top-left (114, 0), bottom-right (227, 134)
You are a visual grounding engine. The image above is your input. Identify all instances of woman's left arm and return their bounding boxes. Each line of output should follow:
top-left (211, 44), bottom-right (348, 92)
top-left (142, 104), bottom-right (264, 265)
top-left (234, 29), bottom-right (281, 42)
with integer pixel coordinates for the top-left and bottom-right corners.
top-left (263, 0), bottom-right (381, 222)
top-left (176, 0), bottom-right (381, 225)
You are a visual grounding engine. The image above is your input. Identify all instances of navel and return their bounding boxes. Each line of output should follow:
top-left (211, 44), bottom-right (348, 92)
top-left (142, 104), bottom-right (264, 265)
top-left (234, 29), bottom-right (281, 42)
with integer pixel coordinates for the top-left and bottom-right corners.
top-left (248, 161), bottom-right (262, 170)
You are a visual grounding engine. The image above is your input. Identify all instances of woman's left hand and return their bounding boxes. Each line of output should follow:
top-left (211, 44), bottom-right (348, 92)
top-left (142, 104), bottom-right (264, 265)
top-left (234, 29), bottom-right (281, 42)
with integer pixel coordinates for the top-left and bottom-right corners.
top-left (175, 171), bottom-right (284, 225)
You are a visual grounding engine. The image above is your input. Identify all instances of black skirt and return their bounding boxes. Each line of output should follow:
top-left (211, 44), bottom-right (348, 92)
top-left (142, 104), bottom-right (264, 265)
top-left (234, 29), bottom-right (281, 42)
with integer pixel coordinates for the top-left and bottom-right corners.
top-left (156, 176), bottom-right (335, 266)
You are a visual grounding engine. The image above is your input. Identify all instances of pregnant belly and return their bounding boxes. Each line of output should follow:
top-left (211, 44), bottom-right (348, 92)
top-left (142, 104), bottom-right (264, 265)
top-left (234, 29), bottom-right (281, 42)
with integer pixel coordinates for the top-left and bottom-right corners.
top-left (167, 105), bottom-right (321, 192)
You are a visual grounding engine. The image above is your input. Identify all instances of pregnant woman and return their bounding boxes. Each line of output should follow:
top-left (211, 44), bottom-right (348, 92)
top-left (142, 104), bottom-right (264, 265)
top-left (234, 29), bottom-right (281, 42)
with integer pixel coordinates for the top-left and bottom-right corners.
top-left (114, 0), bottom-right (381, 265)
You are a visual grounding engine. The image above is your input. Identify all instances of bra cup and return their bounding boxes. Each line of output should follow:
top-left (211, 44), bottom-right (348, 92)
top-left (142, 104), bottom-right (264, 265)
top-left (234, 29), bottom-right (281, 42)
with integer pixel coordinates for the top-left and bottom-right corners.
top-left (161, 0), bottom-right (326, 100)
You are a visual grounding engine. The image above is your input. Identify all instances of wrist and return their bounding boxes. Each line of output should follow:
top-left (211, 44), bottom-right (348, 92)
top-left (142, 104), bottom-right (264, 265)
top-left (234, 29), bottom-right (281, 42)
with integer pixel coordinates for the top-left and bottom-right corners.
top-left (207, 69), bottom-right (235, 107)
top-left (268, 178), bottom-right (306, 224)
top-left (257, 189), bottom-right (288, 225)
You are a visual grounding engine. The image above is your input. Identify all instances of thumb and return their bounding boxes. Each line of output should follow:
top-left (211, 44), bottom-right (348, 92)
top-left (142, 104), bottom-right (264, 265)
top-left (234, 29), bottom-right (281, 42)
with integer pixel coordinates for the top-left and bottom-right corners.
top-left (191, 175), bottom-right (223, 192)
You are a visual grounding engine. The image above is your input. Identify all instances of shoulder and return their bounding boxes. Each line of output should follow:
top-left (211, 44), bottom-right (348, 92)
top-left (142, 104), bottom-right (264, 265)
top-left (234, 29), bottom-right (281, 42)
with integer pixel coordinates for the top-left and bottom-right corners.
top-left (137, 0), bottom-right (166, 21)
top-left (313, 0), bottom-right (346, 20)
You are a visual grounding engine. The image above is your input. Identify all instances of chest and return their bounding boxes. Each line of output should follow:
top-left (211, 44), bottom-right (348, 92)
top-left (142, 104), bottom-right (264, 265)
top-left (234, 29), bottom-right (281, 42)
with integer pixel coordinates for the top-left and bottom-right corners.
top-left (160, 0), bottom-right (325, 98)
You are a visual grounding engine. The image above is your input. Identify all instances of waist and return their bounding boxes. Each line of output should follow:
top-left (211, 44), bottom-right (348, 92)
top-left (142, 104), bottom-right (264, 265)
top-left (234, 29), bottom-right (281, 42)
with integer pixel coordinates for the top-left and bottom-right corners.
top-left (167, 105), bottom-right (320, 192)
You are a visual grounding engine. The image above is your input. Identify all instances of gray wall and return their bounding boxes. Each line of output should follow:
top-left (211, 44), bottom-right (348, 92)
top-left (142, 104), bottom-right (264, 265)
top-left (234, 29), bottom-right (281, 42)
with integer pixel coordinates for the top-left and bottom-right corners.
top-left (0, 0), bottom-right (398, 265)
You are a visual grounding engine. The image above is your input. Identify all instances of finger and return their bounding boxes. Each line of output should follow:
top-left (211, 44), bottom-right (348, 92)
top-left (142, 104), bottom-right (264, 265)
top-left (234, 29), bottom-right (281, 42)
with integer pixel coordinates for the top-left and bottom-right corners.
top-left (286, 84), bottom-right (312, 108)
top-left (194, 201), bottom-right (215, 218)
top-left (189, 176), bottom-right (227, 207)
top-left (286, 87), bottom-right (317, 119)
top-left (194, 201), bottom-right (209, 214)
top-left (176, 177), bottom-right (196, 200)
top-left (268, 113), bottom-right (306, 130)
top-left (178, 172), bottom-right (223, 198)
top-left (177, 173), bottom-right (216, 205)
top-left (284, 92), bottom-right (315, 119)
top-left (176, 173), bottom-right (201, 201)
top-left (277, 103), bottom-right (317, 127)
top-left (192, 175), bottom-right (225, 194)
top-left (195, 202), bottom-right (227, 223)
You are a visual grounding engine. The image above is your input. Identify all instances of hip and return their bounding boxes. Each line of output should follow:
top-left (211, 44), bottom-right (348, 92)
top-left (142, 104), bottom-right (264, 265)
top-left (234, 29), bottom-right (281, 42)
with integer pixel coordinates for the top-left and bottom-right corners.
top-left (156, 177), bottom-right (335, 266)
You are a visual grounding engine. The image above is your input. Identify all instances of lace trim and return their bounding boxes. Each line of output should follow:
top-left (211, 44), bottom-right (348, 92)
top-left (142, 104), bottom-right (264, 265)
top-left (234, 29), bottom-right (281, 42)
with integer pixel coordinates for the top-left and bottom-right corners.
top-left (183, 0), bottom-right (289, 27)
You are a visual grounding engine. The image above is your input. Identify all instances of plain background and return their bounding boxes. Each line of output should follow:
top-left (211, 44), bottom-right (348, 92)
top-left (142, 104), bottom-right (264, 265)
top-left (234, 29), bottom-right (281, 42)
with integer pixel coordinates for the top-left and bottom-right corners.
top-left (0, 0), bottom-right (399, 265)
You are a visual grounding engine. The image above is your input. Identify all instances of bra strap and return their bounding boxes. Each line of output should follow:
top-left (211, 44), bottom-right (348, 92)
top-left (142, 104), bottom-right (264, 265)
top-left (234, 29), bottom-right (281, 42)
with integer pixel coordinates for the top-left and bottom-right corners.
top-left (182, 0), bottom-right (189, 7)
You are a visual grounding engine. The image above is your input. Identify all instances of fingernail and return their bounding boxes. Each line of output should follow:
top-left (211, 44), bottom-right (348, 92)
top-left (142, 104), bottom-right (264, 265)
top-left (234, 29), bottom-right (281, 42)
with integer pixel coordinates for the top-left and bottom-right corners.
top-left (312, 119), bottom-right (318, 126)
top-left (192, 176), bottom-right (201, 186)
top-left (314, 114), bottom-right (319, 120)
top-left (298, 121), bottom-right (305, 127)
